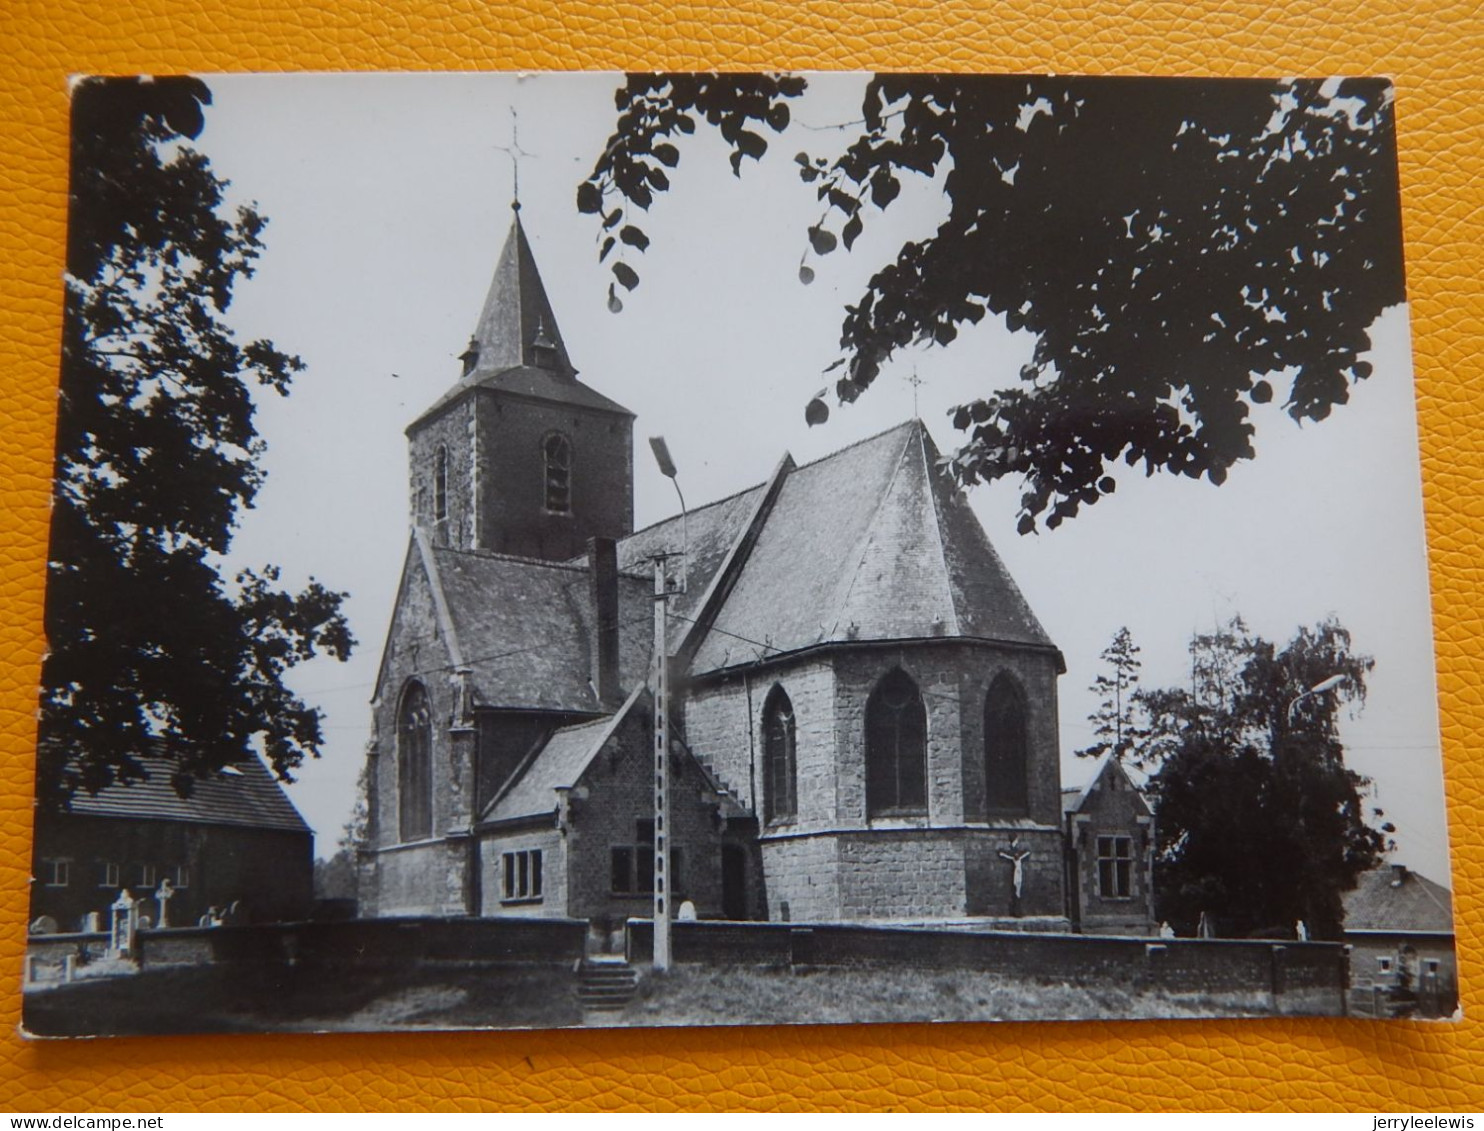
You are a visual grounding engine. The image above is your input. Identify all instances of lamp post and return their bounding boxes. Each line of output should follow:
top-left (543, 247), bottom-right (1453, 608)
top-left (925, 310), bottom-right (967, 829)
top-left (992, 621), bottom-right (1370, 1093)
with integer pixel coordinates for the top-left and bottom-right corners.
top-left (1287, 673), bottom-right (1347, 723)
top-left (647, 437), bottom-right (687, 973)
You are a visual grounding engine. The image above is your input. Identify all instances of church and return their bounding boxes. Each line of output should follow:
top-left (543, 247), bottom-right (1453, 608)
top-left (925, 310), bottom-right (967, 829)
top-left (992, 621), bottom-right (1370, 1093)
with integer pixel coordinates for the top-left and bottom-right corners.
top-left (358, 209), bottom-right (1154, 934)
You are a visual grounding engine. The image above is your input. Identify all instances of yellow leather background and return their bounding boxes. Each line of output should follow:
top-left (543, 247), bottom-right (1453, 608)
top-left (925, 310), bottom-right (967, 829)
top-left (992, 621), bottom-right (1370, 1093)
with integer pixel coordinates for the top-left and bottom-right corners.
top-left (2, 0), bottom-right (1482, 1112)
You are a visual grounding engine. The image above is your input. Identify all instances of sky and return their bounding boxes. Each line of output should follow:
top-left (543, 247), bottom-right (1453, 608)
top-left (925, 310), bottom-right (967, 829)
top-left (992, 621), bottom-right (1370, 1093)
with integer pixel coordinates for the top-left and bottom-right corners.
top-left (189, 73), bottom-right (1451, 884)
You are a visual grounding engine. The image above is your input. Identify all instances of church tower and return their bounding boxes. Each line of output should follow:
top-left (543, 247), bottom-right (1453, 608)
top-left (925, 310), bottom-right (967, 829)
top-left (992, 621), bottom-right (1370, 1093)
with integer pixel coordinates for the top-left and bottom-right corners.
top-left (406, 209), bottom-right (635, 560)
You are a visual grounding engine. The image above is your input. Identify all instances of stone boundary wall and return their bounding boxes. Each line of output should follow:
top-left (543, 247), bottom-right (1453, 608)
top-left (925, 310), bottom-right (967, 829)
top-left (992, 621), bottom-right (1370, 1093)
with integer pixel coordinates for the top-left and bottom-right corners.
top-left (626, 919), bottom-right (1348, 1016)
top-left (25, 917), bottom-right (589, 981)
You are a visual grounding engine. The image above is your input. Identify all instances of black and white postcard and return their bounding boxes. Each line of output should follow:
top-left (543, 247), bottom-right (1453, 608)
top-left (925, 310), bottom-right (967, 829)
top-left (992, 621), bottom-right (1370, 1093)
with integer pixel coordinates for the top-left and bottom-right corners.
top-left (23, 72), bottom-right (1457, 1035)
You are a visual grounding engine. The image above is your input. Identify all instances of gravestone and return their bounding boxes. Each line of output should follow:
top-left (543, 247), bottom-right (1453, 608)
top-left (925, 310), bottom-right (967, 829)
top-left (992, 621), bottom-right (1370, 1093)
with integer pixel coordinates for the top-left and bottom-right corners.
top-left (110, 890), bottom-right (138, 958)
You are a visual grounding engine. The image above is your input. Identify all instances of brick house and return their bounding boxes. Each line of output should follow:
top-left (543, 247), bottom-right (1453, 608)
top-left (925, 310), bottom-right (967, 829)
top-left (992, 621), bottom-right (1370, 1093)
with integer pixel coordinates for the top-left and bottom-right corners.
top-left (1342, 863), bottom-right (1456, 1012)
top-left (360, 211), bottom-right (1152, 931)
top-left (30, 753), bottom-right (314, 932)
top-left (1062, 756), bottom-right (1156, 935)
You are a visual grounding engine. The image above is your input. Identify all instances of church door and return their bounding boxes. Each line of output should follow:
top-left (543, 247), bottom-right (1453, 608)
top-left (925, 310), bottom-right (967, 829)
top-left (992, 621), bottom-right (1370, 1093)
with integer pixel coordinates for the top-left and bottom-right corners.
top-left (721, 844), bottom-right (748, 920)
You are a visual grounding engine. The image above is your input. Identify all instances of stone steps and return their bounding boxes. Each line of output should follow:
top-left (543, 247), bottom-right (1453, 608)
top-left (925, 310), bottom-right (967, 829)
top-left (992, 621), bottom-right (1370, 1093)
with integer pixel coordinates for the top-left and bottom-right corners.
top-left (576, 959), bottom-right (639, 1012)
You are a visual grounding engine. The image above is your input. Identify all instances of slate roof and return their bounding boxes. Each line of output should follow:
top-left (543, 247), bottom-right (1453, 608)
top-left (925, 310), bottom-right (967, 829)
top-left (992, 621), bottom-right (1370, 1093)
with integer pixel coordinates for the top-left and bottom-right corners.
top-left (1343, 866), bottom-right (1454, 934)
top-left (64, 754), bottom-right (310, 835)
top-left (685, 420), bottom-right (1056, 674)
top-left (469, 211), bottom-right (576, 379)
top-left (408, 214), bottom-right (633, 430)
top-left (482, 687), bottom-right (754, 825)
top-left (605, 478), bottom-right (774, 653)
top-left (1062, 754), bottom-right (1152, 817)
top-left (482, 692), bottom-right (642, 824)
top-left (425, 543), bottom-right (652, 713)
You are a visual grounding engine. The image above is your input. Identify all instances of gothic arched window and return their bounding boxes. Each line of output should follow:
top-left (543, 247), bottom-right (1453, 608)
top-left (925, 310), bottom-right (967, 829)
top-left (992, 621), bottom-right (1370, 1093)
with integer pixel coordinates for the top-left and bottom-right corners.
top-left (984, 673), bottom-right (1030, 814)
top-left (397, 681), bottom-right (433, 842)
top-left (762, 684), bottom-right (797, 823)
top-left (433, 445), bottom-right (449, 526)
top-left (865, 669), bottom-right (927, 817)
top-left (543, 432), bottom-right (572, 514)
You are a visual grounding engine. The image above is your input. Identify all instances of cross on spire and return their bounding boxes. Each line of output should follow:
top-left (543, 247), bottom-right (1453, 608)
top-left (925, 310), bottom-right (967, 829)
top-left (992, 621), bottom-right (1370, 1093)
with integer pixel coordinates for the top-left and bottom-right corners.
top-left (492, 106), bottom-right (537, 211)
top-left (904, 369), bottom-right (926, 419)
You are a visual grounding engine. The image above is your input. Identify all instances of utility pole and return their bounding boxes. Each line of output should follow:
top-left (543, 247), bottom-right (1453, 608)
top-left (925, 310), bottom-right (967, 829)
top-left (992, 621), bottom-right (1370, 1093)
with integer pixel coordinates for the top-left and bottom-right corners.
top-left (647, 436), bottom-right (687, 974)
top-left (652, 552), bottom-right (672, 972)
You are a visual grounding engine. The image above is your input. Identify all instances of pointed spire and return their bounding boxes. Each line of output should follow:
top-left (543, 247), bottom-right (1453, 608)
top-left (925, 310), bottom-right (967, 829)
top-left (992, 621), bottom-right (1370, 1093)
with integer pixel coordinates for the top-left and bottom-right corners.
top-left (464, 211), bottom-right (575, 380)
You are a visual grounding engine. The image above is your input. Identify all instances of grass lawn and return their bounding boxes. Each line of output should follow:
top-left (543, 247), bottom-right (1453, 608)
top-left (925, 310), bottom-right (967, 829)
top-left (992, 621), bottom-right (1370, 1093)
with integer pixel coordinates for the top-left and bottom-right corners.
top-left (607, 964), bottom-right (1272, 1027)
top-left (23, 963), bottom-right (584, 1037)
top-left (23, 959), bottom-right (1278, 1037)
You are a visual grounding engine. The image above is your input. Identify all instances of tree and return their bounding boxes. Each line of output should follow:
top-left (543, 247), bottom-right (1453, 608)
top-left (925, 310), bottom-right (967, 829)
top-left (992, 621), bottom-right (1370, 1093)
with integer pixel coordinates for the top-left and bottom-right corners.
top-left (1140, 617), bottom-right (1390, 939)
top-left (580, 75), bottom-right (1402, 532)
top-left (315, 759), bottom-right (372, 902)
top-left (40, 76), bottom-right (354, 809)
top-left (1077, 626), bottom-right (1147, 765)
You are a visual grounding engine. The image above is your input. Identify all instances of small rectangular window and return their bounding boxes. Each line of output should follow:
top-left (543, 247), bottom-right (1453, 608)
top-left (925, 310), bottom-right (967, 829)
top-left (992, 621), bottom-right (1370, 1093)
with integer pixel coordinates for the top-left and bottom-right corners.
top-left (1096, 835), bottom-right (1133, 899)
top-left (139, 864), bottom-right (157, 887)
top-left (43, 859), bottom-right (70, 888)
top-left (500, 849), bottom-right (543, 904)
top-left (611, 846), bottom-right (633, 893)
top-left (175, 865), bottom-right (190, 889)
top-left (611, 842), bottom-right (678, 896)
top-left (100, 862), bottom-right (120, 888)
top-left (636, 845), bottom-right (655, 894)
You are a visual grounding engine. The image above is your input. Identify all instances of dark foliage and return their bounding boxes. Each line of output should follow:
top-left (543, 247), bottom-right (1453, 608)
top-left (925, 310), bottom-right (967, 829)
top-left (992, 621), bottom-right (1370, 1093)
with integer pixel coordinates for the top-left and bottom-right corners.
top-left (581, 74), bottom-right (1403, 531)
top-left (1141, 618), bottom-right (1389, 939)
top-left (40, 76), bottom-right (353, 809)
top-left (1077, 626), bottom-right (1147, 764)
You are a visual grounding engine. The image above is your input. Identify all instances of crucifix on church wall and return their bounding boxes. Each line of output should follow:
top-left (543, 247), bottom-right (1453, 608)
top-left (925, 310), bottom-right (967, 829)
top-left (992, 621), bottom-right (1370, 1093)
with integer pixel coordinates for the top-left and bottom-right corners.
top-left (998, 839), bottom-right (1032, 917)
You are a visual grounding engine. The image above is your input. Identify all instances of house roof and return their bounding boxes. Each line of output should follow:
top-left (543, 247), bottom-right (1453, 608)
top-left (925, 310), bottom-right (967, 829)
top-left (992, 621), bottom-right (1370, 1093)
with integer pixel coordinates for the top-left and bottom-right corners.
top-left (1062, 754), bottom-right (1152, 818)
top-left (421, 541), bottom-right (652, 713)
top-left (482, 689), bottom-right (644, 824)
top-left (1343, 865), bottom-right (1454, 934)
top-left (63, 754), bottom-right (311, 835)
top-left (684, 420), bottom-right (1057, 674)
top-left (482, 686), bottom-right (753, 825)
top-left (408, 214), bottom-right (633, 430)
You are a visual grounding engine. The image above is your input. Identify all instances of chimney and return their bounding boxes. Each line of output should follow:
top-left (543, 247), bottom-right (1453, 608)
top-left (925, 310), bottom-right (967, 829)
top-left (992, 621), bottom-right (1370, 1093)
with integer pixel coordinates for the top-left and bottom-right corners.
top-left (1391, 863), bottom-right (1409, 887)
top-left (589, 537), bottom-right (620, 705)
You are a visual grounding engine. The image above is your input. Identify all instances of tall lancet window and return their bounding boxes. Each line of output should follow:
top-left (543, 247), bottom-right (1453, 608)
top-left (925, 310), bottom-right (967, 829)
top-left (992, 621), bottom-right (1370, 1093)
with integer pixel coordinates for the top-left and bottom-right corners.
top-left (984, 673), bottom-right (1030, 814)
top-left (543, 432), bottom-right (572, 514)
top-left (763, 684), bottom-right (797, 823)
top-left (433, 445), bottom-right (449, 529)
top-left (397, 681), bottom-right (433, 842)
top-left (865, 669), bottom-right (927, 817)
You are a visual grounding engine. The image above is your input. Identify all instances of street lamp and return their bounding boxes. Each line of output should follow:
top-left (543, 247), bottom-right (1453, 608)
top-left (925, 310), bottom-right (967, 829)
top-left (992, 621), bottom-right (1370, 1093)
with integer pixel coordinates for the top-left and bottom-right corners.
top-left (1287, 673), bottom-right (1347, 722)
top-left (646, 436), bottom-right (688, 973)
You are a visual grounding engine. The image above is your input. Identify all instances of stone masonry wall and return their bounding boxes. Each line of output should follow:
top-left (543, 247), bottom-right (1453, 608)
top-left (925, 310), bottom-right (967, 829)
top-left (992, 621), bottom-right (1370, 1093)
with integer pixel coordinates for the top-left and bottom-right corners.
top-left (1068, 769), bottom-right (1155, 935)
top-left (680, 656), bottom-right (836, 825)
top-left (373, 839), bottom-right (470, 918)
top-left (684, 640), bottom-right (1067, 922)
top-left (836, 832), bottom-right (965, 919)
top-left (474, 391), bottom-right (633, 561)
top-left (477, 826), bottom-right (567, 918)
top-left (760, 835), bottom-right (839, 921)
top-left (560, 705), bottom-right (733, 922)
top-left (366, 546), bottom-right (478, 916)
top-left (408, 397), bottom-right (476, 550)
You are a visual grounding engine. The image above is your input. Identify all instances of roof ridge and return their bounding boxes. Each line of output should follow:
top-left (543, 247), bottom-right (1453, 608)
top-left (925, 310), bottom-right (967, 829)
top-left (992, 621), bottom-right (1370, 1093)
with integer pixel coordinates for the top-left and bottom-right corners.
top-left (1413, 871), bottom-right (1454, 917)
top-left (437, 543), bottom-right (594, 574)
top-left (620, 479), bottom-right (771, 543)
top-left (917, 425), bottom-right (962, 637)
top-left (822, 424), bottom-right (920, 639)
top-left (414, 526), bottom-right (466, 667)
top-left (789, 418), bottom-right (919, 474)
top-left (480, 685), bottom-right (647, 823)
